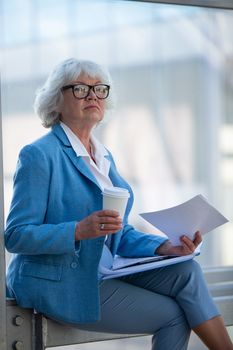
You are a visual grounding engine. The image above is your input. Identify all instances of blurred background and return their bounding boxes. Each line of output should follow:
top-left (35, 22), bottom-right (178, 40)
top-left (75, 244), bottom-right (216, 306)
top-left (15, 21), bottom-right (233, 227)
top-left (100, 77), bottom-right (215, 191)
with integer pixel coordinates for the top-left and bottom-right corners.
top-left (1, 0), bottom-right (233, 348)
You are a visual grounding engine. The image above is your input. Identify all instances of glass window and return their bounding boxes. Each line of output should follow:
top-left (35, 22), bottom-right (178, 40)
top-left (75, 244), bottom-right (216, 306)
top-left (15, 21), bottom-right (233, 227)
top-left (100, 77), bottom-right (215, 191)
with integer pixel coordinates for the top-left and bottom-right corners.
top-left (1, 0), bottom-right (32, 45)
top-left (1, 0), bottom-right (233, 270)
top-left (35, 0), bottom-right (70, 40)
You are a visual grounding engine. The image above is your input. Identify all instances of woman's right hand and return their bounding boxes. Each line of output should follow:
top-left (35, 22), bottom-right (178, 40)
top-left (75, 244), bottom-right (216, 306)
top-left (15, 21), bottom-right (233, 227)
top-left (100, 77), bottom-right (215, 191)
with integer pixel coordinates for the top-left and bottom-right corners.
top-left (75, 210), bottom-right (122, 240)
top-left (155, 231), bottom-right (202, 256)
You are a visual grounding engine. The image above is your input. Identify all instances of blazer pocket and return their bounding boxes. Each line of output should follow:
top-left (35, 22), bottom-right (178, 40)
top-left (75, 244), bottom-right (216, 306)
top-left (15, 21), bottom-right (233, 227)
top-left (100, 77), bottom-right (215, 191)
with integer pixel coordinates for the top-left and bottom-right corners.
top-left (20, 261), bottom-right (62, 281)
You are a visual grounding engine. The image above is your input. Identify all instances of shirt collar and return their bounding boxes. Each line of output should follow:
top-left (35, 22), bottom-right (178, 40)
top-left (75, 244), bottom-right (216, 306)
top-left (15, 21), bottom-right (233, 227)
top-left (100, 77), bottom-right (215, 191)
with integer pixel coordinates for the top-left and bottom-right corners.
top-left (60, 122), bottom-right (109, 161)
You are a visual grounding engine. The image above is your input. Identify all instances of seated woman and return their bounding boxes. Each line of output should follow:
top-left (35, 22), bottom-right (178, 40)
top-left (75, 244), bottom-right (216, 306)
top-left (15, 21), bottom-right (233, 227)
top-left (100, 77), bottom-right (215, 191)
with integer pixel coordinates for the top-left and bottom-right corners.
top-left (5, 58), bottom-right (233, 350)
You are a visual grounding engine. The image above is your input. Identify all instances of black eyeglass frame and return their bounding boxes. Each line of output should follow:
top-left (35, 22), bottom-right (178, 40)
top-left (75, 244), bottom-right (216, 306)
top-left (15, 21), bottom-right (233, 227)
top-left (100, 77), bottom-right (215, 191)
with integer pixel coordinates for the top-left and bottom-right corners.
top-left (61, 83), bottom-right (110, 99)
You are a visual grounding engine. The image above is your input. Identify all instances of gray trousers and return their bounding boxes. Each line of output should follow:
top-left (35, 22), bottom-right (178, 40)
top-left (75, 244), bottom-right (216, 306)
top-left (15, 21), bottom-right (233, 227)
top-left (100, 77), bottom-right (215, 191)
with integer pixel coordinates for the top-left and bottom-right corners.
top-left (78, 260), bottom-right (219, 350)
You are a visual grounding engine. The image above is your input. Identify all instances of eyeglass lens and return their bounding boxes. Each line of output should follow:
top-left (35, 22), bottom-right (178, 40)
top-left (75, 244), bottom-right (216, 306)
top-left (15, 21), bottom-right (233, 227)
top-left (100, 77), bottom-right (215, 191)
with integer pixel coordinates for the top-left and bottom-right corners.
top-left (73, 84), bottom-right (109, 99)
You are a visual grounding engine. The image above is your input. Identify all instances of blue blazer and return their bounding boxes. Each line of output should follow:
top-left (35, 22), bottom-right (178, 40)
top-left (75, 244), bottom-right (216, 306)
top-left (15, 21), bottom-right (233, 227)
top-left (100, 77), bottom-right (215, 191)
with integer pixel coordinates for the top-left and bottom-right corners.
top-left (5, 124), bottom-right (166, 324)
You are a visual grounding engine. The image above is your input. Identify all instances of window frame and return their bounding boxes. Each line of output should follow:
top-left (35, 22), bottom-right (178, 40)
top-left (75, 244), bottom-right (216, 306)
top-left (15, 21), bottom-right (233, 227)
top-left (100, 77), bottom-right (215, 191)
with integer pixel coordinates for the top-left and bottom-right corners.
top-left (125, 0), bottom-right (233, 10)
top-left (0, 1), bottom-right (232, 349)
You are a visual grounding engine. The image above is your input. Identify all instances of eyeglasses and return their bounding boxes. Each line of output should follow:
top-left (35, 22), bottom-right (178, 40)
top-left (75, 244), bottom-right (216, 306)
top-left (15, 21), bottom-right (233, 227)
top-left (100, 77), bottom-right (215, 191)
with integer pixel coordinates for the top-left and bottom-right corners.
top-left (61, 83), bottom-right (110, 99)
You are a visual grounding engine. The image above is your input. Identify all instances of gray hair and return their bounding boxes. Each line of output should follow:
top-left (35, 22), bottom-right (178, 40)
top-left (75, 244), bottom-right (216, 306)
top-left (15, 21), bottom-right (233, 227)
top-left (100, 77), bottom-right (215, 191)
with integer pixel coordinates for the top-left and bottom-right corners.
top-left (34, 58), bottom-right (116, 128)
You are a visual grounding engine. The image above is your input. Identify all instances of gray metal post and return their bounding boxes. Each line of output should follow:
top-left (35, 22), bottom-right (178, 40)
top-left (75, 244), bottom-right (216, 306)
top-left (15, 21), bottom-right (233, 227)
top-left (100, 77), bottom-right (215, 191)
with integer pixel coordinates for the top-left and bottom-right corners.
top-left (0, 77), bottom-right (7, 349)
top-left (127, 0), bottom-right (233, 10)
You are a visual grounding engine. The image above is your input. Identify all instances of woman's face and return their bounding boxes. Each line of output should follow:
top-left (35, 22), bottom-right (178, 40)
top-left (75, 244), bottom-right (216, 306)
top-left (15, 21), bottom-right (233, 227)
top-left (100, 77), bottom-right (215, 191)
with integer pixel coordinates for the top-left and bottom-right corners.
top-left (60, 72), bottom-right (107, 130)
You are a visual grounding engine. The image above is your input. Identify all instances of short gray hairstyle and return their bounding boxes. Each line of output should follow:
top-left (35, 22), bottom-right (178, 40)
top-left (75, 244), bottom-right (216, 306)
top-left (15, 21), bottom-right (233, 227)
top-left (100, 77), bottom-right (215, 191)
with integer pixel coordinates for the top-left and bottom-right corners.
top-left (34, 58), bottom-right (116, 128)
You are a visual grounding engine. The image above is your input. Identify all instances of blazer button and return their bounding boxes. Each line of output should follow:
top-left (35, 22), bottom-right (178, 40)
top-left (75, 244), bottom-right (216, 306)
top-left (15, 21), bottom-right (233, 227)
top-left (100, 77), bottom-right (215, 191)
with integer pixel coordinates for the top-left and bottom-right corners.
top-left (71, 262), bottom-right (78, 269)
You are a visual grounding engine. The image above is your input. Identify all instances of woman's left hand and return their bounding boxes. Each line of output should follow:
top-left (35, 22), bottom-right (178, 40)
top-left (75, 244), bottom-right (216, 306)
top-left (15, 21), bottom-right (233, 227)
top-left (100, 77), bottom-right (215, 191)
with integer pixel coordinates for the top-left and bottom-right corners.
top-left (155, 231), bottom-right (202, 256)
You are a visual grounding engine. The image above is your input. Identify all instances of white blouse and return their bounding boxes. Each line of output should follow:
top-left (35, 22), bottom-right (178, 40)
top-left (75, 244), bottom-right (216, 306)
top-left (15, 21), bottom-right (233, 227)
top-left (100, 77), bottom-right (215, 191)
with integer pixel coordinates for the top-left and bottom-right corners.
top-left (60, 122), bottom-right (113, 191)
top-left (60, 122), bottom-right (118, 276)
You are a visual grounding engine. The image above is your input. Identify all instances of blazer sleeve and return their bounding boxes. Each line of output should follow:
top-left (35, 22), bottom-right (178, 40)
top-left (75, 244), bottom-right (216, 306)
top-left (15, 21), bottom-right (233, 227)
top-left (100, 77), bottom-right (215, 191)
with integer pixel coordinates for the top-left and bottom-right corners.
top-left (4, 144), bottom-right (76, 255)
top-left (116, 224), bottom-right (168, 258)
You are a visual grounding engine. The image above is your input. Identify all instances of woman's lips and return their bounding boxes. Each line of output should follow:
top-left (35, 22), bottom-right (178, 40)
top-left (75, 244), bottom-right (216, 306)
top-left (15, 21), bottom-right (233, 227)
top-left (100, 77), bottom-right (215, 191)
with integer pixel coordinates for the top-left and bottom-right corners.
top-left (84, 105), bottom-right (99, 110)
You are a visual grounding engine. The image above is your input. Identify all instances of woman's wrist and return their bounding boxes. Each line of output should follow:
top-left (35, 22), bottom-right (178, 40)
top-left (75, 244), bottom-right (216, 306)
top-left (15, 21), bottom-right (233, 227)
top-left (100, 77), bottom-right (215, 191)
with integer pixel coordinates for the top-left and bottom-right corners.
top-left (155, 240), bottom-right (172, 255)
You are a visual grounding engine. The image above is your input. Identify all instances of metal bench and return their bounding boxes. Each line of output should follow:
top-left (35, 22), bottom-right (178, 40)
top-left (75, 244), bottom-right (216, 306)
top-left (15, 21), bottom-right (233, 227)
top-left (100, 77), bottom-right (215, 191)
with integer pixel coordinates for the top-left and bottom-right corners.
top-left (3, 266), bottom-right (233, 350)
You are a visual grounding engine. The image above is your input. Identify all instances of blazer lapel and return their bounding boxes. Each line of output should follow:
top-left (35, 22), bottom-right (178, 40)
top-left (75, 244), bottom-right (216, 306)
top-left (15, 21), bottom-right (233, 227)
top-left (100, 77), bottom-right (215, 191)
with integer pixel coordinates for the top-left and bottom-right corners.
top-left (108, 159), bottom-right (125, 188)
top-left (52, 124), bottom-right (101, 189)
top-left (64, 148), bottom-right (101, 188)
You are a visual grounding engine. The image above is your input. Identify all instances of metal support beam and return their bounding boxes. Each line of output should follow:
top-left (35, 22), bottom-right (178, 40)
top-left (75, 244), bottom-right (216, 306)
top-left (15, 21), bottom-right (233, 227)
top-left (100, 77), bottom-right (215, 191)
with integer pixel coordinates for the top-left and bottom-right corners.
top-left (33, 291), bottom-right (233, 349)
top-left (34, 313), bottom-right (144, 349)
top-left (126, 0), bottom-right (233, 10)
top-left (6, 299), bottom-right (34, 350)
top-left (5, 285), bottom-right (233, 350)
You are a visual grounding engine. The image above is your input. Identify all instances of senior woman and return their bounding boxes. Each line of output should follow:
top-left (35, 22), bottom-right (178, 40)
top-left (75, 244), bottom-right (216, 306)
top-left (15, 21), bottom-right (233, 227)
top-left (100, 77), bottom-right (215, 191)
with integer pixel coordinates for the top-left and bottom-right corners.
top-left (5, 58), bottom-right (232, 350)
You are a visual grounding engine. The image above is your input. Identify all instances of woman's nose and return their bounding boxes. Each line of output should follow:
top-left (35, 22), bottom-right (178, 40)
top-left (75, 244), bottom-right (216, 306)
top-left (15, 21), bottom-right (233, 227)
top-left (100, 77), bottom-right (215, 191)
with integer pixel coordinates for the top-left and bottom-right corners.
top-left (86, 88), bottom-right (97, 100)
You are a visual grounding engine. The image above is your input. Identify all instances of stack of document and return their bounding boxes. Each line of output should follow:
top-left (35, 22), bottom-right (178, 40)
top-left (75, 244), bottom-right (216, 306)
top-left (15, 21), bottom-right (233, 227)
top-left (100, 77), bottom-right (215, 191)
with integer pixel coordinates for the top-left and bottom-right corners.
top-left (99, 246), bottom-right (201, 280)
top-left (140, 194), bottom-right (228, 246)
top-left (99, 195), bottom-right (228, 280)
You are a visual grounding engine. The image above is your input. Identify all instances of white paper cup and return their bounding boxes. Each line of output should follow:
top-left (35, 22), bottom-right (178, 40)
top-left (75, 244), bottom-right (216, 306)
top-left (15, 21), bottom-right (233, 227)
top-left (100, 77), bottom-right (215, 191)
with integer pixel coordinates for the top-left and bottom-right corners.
top-left (102, 187), bottom-right (130, 218)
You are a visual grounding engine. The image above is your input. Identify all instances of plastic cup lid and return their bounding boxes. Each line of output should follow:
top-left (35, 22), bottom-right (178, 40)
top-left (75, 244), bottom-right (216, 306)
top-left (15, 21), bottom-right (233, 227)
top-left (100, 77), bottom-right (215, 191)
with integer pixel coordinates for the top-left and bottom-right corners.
top-left (102, 187), bottom-right (130, 198)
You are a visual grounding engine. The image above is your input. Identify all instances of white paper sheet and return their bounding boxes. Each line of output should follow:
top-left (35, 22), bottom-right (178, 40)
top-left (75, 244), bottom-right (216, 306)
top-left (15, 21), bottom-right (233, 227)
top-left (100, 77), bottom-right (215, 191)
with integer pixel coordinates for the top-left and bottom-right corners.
top-left (98, 244), bottom-right (201, 280)
top-left (140, 194), bottom-right (228, 246)
top-left (112, 254), bottom-right (173, 270)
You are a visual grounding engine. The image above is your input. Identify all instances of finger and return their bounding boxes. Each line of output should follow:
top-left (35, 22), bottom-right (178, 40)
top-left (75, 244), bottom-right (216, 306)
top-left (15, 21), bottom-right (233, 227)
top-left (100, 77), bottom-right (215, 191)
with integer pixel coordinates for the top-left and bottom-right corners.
top-left (180, 235), bottom-right (195, 252)
top-left (193, 231), bottom-right (202, 246)
top-left (98, 216), bottom-right (122, 225)
top-left (97, 210), bottom-right (121, 217)
top-left (98, 221), bottom-right (122, 231)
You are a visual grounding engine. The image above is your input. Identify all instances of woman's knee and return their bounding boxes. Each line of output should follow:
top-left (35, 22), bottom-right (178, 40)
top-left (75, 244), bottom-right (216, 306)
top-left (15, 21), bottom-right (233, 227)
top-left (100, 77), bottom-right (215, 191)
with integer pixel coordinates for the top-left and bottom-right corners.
top-left (172, 259), bottom-right (203, 280)
top-left (161, 260), bottom-right (205, 296)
